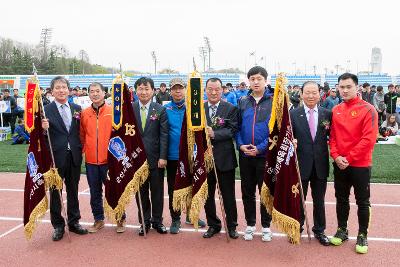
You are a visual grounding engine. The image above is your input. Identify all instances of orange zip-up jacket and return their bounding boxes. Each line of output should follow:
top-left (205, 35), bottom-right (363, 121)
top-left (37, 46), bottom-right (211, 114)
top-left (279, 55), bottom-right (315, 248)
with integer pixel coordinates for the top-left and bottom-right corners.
top-left (80, 104), bottom-right (112, 165)
top-left (329, 97), bottom-right (378, 167)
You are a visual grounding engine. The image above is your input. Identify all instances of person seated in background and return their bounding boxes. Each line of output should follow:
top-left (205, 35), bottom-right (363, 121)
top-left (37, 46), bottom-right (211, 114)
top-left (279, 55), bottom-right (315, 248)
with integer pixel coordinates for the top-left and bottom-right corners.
top-left (11, 119), bottom-right (29, 145)
top-left (380, 114), bottom-right (399, 136)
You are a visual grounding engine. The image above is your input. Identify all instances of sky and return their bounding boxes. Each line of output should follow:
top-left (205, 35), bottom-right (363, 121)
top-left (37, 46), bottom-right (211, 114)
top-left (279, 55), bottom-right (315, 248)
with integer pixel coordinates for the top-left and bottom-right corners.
top-left (1, 0), bottom-right (399, 75)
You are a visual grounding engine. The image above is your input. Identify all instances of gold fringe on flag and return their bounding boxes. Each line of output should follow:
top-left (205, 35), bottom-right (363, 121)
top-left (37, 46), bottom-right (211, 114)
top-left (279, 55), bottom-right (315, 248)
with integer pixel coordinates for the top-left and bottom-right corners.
top-left (172, 186), bottom-right (192, 213)
top-left (189, 181), bottom-right (208, 229)
top-left (261, 183), bottom-right (300, 244)
top-left (104, 160), bottom-right (149, 222)
top-left (43, 168), bottom-right (63, 190)
top-left (268, 73), bottom-right (288, 132)
top-left (24, 196), bottom-right (48, 240)
top-left (260, 183), bottom-right (274, 214)
top-left (272, 208), bottom-right (300, 244)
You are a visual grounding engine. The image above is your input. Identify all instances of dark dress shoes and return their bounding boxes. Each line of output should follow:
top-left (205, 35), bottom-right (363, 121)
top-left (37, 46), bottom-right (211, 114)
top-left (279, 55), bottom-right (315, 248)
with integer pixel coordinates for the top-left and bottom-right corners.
top-left (138, 224), bottom-right (151, 236)
top-left (153, 223), bottom-right (167, 234)
top-left (52, 228), bottom-right (65, 241)
top-left (228, 229), bottom-right (239, 239)
top-left (69, 223), bottom-right (89, 235)
top-left (203, 227), bottom-right (221, 238)
top-left (315, 232), bottom-right (330, 246)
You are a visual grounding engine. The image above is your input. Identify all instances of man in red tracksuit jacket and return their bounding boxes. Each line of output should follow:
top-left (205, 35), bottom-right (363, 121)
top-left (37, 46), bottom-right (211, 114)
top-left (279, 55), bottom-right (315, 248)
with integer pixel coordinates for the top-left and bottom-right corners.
top-left (329, 73), bottom-right (378, 254)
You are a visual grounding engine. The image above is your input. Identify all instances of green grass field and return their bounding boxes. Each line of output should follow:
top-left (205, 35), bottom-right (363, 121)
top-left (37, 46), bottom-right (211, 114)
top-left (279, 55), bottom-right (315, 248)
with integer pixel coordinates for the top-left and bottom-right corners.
top-left (1, 139), bottom-right (399, 183)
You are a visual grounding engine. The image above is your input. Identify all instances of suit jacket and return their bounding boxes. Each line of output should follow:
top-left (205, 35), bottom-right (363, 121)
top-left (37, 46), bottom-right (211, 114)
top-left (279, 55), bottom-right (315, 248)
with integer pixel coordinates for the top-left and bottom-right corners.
top-left (133, 101), bottom-right (168, 169)
top-left (205, 101), bottom-right (238, 172)
top-left (44, 101), bottom-right (82, 168)
top-left (290, 106), bottom-right (332, 180)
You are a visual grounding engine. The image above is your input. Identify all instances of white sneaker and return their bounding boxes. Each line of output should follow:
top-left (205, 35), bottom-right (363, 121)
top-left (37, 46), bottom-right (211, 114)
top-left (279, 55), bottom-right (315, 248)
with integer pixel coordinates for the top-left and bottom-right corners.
top-left (243, 226), bottom-right (256, 241)
top-left (262, 227), bottom-right (272, 242)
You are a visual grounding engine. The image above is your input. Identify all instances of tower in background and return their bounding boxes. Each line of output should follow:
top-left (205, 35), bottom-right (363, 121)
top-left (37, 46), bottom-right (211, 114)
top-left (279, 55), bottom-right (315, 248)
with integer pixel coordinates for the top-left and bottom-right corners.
top-left (371, 47), bottom-right (382, 73)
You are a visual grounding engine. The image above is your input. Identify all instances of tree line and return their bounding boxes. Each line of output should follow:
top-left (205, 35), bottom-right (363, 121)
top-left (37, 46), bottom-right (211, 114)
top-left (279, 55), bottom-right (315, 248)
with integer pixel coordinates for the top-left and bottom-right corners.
top-left (0, 37), bottom-right (109, 75)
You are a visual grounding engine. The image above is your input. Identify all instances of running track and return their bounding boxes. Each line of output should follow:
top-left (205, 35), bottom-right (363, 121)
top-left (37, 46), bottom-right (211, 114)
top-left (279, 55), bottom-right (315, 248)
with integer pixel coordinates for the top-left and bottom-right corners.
top-left (0, 173), bottom-right (399, 266)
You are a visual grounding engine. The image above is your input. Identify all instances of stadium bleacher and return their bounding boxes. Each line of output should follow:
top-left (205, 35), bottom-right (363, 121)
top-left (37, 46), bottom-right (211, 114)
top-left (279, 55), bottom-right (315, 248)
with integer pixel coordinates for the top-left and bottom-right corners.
top-left (8, 73), bottom-right (398, 94)
top-left (15, 73), bottom-right (241, 93)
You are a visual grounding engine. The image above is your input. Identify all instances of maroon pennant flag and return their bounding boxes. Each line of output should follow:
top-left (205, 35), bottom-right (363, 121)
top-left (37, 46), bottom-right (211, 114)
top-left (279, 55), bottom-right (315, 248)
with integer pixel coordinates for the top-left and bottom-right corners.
top-left (23, 80), bottom-right (62, 240)
top-left (172, 71), bottom-right (213, 229)
top-left (104, 79), bottom-right (149, 222)
top-left (261, 74), bottom-right (301, 244)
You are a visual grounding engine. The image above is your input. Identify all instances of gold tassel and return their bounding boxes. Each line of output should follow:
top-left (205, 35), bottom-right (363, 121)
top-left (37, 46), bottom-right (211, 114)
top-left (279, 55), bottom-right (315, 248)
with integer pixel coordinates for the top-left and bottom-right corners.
top-left (268, 74), bottom-right (288, 132)
top-left (172, 186), bottom-right (192, 213)
top-left (260, 184), bottom-right (300, 244)
top-left (189, 181), bottom-right (208, 229)
top-left (187, 128), bottom-right (195, 173)
top-left (104, 160), bottom-right (149, 222)
top-left (43, 168), bottom-right (63, 190)
top-left (24, 196), bottom-right (48, 240)
top-left (260, 183), bottom-right (274, 214)
top-left (272, 208), bottom-right (301, 244)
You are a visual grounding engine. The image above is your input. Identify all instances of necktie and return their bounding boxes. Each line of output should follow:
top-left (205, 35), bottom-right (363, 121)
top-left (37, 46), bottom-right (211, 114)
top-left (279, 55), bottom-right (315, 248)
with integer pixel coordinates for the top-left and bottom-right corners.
top-left (60, 104), bottom-right (71, 131)
top-left (210, 105), bottom-right (217, 119)
top-left (140, 106), bottom-right (147, 129)
top-left (308, 109), bottom-right (315, 141)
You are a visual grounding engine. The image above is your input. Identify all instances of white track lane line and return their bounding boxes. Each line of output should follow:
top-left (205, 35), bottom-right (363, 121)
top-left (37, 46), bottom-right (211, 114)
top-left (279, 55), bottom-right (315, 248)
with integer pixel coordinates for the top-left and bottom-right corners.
top-left (2, 189), bottom-right (400, 208)
top-left (0, 187), bottom-right (89, 238)
top-left (0, 223), bottom-right (24, 238)
top-left (0, 216), bottom-right (399, 243)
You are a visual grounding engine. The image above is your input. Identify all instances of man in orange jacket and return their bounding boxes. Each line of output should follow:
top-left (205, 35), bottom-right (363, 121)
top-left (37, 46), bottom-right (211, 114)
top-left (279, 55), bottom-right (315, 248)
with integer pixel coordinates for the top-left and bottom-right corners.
top-left (80, 82), bottom-right (113, 233)
top-left (329, 73), bottom-right (378, 254)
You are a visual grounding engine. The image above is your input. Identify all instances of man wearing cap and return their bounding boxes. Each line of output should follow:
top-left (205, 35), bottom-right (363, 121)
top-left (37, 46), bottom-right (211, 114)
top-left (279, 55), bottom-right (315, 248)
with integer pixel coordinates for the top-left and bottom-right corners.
top-left (322, 88), bottom-right (340, 110)
top-left (164, 78), bottom-right (206, 234)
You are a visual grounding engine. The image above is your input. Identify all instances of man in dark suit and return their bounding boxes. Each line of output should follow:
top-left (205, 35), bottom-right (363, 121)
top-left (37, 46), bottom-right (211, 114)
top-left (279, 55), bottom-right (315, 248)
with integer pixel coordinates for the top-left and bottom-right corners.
top-left (202, 78), bottom-right (239, 239)
top-left (42, 76), bottom-right (88, 241)
top-left (133, 77), bottom-right (168, 236)
top-left (290, 81), bottom-right (332, 246)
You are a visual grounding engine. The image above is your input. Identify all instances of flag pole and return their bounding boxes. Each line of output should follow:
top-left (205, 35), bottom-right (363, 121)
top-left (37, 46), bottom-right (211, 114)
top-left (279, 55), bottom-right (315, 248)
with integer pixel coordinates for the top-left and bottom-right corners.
top-left (33, 65), bottom-right (71, 242)
top-left (137, 189), bottom-right (147, 238)
top-left (117, 71), bottom-right (146, 238)
top-left (211, 155), bottom-right (230, 242)
top-left (195, 56), bottom-right (229, 242)
top-left (287, 107), bottom-right (312, 242)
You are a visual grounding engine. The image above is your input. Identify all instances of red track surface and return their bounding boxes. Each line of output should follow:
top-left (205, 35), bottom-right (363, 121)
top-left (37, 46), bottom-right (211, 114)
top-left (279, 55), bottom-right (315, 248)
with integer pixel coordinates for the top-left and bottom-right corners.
top-left (0, 172), bottom-right (399, 266)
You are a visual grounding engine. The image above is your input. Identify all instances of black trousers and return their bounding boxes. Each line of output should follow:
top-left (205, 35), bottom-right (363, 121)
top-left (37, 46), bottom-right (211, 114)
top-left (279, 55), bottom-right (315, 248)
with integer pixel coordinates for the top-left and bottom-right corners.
top-left (166, 160), bottom-right (181, 221)
top-left (239, 155), bottom-right (272, 228)
top-left (300, 166), bottom-right (327, 234)
top-left (204, 168), bottom-right (238, 230)
top-left (136, 168), bottom-right (164, 226)
top-left (50, 151), bottom-right (82, 228)
top-left (333, 164), bottom-right (371, 235)
top-left (3, 113), bottom-right (15, 134)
